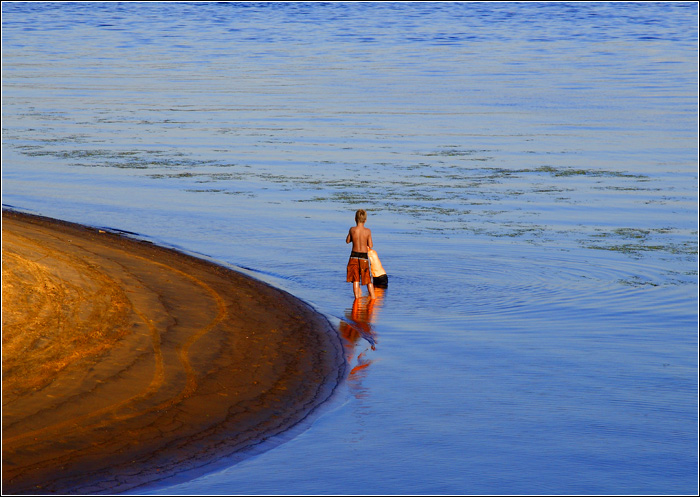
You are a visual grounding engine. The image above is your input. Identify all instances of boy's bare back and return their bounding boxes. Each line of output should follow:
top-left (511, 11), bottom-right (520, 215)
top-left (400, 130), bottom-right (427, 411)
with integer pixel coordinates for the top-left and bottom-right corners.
top-left (346, 224), bottom-right (373, 253)
top-left (346, 209), bottom-right (375, 299)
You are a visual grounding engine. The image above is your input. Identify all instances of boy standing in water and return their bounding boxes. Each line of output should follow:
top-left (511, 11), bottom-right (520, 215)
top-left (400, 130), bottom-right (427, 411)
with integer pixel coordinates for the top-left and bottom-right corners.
top-left (346, 209), bottom-right (375, 299)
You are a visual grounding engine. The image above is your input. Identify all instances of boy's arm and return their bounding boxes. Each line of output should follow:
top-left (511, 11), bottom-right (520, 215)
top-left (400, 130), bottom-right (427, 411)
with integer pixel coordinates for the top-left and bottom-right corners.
top-left (367, 230), bottom-right (373, 250)
top-left (346, 228), bottom-right (352, 244)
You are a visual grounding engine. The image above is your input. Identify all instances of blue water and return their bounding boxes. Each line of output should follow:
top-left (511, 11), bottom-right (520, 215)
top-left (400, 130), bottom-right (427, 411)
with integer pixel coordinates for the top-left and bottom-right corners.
top-left (2, 2), bottom-right (698, 494)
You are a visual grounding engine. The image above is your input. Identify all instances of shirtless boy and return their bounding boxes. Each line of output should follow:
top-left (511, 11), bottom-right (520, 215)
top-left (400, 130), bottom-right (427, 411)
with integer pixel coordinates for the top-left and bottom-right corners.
top-left (346, 209), bottom-right (375, 299)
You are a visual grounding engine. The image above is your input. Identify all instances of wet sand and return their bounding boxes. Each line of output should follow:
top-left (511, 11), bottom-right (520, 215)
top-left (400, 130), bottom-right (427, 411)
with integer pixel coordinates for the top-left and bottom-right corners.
top-left (1, 210), bottom-right (346, 494)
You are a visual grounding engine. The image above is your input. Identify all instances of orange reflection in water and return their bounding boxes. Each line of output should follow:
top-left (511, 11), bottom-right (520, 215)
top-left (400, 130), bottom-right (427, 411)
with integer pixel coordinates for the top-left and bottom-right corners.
top-left (338, 288), bottom-right (385, 375)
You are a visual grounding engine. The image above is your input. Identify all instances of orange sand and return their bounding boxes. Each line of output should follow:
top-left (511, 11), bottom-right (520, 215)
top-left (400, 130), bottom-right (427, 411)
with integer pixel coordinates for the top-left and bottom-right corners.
top-left (2, 210), bottom-right (345, 494)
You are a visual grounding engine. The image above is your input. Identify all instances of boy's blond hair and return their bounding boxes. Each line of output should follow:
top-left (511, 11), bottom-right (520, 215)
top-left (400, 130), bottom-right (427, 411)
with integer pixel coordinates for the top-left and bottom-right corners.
top-left (355, 209), bottom-right (367, 223)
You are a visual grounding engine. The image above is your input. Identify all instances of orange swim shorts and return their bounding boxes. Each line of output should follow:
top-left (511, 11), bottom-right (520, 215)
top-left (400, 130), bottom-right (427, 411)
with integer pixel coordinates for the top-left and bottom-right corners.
top-left (347, 252), bottom-right (371, 285)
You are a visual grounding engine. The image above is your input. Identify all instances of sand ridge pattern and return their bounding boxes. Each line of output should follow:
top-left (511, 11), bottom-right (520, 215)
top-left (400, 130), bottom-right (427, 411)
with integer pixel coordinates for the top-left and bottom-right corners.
top-left (1, 210), bottom-right (346, 494)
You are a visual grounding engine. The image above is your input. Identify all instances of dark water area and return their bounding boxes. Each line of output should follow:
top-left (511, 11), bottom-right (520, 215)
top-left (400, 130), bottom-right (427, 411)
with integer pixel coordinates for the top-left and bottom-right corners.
top-left (2, 2), bottom-right (698, 494)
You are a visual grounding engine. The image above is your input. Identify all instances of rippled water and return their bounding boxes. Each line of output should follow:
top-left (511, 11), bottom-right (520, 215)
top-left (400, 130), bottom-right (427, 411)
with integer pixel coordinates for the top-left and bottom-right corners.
top-left (2, 2), bottom-right (698, 494)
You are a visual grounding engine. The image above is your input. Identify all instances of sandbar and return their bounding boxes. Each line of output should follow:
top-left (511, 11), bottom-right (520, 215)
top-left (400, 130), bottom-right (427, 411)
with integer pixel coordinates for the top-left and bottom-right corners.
top-left (2, 210), bottom-right (345, 494)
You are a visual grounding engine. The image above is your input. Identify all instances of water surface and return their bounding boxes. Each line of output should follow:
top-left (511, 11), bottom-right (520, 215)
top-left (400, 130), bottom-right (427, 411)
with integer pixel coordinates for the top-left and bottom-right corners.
top-left (2, 2), bottom-right (697, 494)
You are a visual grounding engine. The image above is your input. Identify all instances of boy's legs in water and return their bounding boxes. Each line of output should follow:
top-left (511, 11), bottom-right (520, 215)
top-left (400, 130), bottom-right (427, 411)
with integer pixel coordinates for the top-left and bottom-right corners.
top-left (353, 281), bottom-right (375, 299)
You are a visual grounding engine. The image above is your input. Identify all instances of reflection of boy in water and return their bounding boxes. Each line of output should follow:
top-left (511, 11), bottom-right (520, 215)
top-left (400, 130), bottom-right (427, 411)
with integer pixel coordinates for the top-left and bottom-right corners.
top-left (346, 209), bottom-right (375, 299)
top-left (339, 293), bottom-right (382, 375)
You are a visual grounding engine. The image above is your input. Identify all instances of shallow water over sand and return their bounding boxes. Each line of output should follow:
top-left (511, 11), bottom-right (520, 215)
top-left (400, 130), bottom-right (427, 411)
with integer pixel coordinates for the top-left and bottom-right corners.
top-left (2, 2), bottom-right (698, 494)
